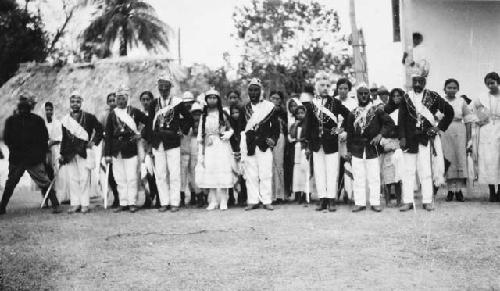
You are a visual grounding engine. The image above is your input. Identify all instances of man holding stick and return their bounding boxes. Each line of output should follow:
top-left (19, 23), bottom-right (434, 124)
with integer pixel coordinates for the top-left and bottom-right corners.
top-left (60, 91), bottom-right (103, 214)
top-left (0, 93), bottom-right (61, 215)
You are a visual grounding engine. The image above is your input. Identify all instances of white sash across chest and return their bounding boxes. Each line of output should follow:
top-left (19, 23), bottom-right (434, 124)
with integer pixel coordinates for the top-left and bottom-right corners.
top-left (61, 113), bottom-right (89, 141)
top-left (114, 107), bottom-right (139, 134)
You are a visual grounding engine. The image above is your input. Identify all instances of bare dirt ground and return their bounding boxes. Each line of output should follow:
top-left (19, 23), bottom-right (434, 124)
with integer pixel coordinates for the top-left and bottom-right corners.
top-left (1, 188), bottom-right (500, 291)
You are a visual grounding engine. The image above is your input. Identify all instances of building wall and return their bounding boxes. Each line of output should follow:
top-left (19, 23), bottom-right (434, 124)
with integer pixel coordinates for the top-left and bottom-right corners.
top-left (355, 0), bottom-right (404, 90)
top-left (358, 0), bottom-right (500, 98)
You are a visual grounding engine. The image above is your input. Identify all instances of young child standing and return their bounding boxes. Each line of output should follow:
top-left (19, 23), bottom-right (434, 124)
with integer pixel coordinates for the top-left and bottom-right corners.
top-left (229, 105), bottom-right (247, 206)
top-left (188, 102), bottom-right (206, 207)
top-left (288, 105), bottom-right (309, 203)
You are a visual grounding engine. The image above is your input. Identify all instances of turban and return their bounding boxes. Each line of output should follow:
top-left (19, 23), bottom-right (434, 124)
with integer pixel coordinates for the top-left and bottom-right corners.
top-left (115, 84), bottom-right (130, 97)
top-left (410, 59), bottom-right (430, 79)
top-left (248, 77), bottom-right (262, 89)
top-left (158, 72), bottom-right (173, 84)
top-left (356, 82), bottom-right (369, 91)
top-left (70, 90), bottom-right (82, 100)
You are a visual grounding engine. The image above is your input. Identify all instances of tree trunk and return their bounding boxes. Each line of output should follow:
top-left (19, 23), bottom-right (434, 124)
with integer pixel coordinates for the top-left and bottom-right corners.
top-left (120, 22), bottom-right (127, 56)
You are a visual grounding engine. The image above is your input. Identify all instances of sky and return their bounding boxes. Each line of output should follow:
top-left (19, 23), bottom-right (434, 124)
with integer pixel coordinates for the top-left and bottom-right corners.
top-left (145, 0), bottom-right (351, 68)
top-left (28, 0), bottom-right (376, 69)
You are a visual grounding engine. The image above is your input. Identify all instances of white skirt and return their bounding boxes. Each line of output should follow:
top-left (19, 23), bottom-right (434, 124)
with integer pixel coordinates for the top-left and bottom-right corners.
top-left (477, 121), bottom-right (500, 184)
top-left (196, 136), bottom-right (235, 189)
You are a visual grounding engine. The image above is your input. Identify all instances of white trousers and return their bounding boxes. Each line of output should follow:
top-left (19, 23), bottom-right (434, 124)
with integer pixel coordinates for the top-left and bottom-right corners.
top-left (67, 155), bottom-right (91, 207)
top-left (113, 156), bottom-right (139, 206)
top-left (245, 148), bottom-right (273, 205)
top-left (153, 144), bottom-right (181, 207)
top-left (313, 147), bottom-right (339, 199)
top-left (402, 144), bottom-right (433, 204)
top-left (352, 155), bottom-right (381, 206)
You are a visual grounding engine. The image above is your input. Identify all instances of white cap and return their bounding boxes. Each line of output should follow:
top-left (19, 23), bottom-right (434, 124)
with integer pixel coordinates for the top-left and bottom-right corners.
top-left (299, 92), bottom-right (313, 102)
top-left (190, 102), bottom-right (203, 113)
top-left (182, 91), bottom-right (195, 102)
top-left (205, 88), bottom-right (220, 97)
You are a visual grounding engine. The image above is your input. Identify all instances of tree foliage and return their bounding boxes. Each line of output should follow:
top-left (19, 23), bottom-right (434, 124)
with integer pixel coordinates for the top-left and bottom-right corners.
top-left (233, 0), bottom-right (352, 94)
top-left (81, 0), bottom-right (170, 58)
top-left (0, 0), bottom-right (48, 86)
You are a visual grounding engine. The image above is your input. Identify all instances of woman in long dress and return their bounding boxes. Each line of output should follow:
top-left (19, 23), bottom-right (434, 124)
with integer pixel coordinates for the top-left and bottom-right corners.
top-left (441, 79), bottom-right (473, 202)
top-left (472, 72), bottom-right (500, 202)
top-left (380, 88), bottom-right (404, 206)
top-left (269, 91), bottom-right (287, 203)
top-left (196, 89), bottom-right (235, 210)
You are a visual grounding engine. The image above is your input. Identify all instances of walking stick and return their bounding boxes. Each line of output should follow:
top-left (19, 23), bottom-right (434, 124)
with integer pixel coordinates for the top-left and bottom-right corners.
top-left (40, 176), bottom-right (57, 208)
top-left (40, 164), bottom-right (61, 208)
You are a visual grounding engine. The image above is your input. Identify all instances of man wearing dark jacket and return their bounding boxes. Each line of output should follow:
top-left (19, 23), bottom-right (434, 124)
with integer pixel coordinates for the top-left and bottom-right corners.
top-left (306, 72), bottom-right (350, 212)
top-left (344, 85), bottom-right (395, 213)
top-left (104, 86), bottom-right (148, 213)
top-left (241, 78), bottom-right (280, 211)
top-left (0, 94), bottom-right (61, 215)
top-left (60, 91), bottom-right (103, 214)
top-left (398, 73), bottom-right (454, 212)
top-left (147, 73), bottom-right (193, 212)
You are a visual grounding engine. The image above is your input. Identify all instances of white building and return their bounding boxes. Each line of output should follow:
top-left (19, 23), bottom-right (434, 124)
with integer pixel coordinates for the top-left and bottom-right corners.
top-left (355, 0), bottom-right (500, 98)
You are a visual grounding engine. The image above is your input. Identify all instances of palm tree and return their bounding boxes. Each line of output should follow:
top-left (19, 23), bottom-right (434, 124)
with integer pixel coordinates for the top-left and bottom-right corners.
top-left (82, 0), bottom-right (170, 57)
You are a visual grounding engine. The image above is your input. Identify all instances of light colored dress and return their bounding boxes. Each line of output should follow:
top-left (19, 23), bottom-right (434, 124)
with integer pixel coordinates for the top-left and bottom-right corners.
top-left (272, 116), bottom-right (286, 200)
top-left (441, 97), bottom-right (473, 183)
top-left (473, 92), bottom-right (500, 184)
top-left (290, 126), bottom-right (309, 192)
top-left (195, 110), bottom-right (235, 189)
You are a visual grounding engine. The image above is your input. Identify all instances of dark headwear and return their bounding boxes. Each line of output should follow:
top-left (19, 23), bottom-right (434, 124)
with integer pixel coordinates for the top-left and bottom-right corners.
top-left (484, 72), bottom-right (500, 84)
top-left (336, 78), bottom-right (353, 91)
top-left (444, 78), bottom-right (460, 90)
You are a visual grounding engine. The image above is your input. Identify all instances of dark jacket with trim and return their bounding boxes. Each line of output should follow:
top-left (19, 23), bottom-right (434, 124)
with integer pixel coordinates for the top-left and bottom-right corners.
top-left (398, 90), bottom-right (454, 153)
top-left (243, 102), bottom-right (280, 155)
top-left (345, 105), bottom-right (395, 159)
top-left (306, 96), bottom-right (350, 154)
top-left (147, 97), bottom-right (193, 150)
top-left (60, 111), bottom-right (103, 161)
top-left (104, 106), bottom-right (148, 159)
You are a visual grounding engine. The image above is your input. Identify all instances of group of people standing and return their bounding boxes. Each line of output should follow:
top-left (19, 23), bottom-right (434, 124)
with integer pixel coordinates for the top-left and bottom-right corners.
top-left (2, 68), bottom-right (500, 216)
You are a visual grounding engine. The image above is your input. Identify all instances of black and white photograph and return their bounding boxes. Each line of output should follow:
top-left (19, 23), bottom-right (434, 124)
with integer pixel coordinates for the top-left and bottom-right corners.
top-left (1, 0), bottom-right (499, 289)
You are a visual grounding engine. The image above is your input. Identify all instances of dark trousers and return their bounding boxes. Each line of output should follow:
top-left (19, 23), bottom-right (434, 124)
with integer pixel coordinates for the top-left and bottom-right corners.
top-left (108, 165), bottom-right (119, 204)
top-left (145, 173), bottom-right (159, 204)
top-left (337, 157), bottom-right (346, 198)
top-left (1, 162), bottom-right (59, 209)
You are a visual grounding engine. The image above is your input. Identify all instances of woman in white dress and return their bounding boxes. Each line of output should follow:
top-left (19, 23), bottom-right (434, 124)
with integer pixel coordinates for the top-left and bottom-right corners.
top-left (441, 79), bottom-right (473, 202)
top-left (472, 72), bottom-right (500, 202)
top-left (196, 89), bottom-right (235, 210)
